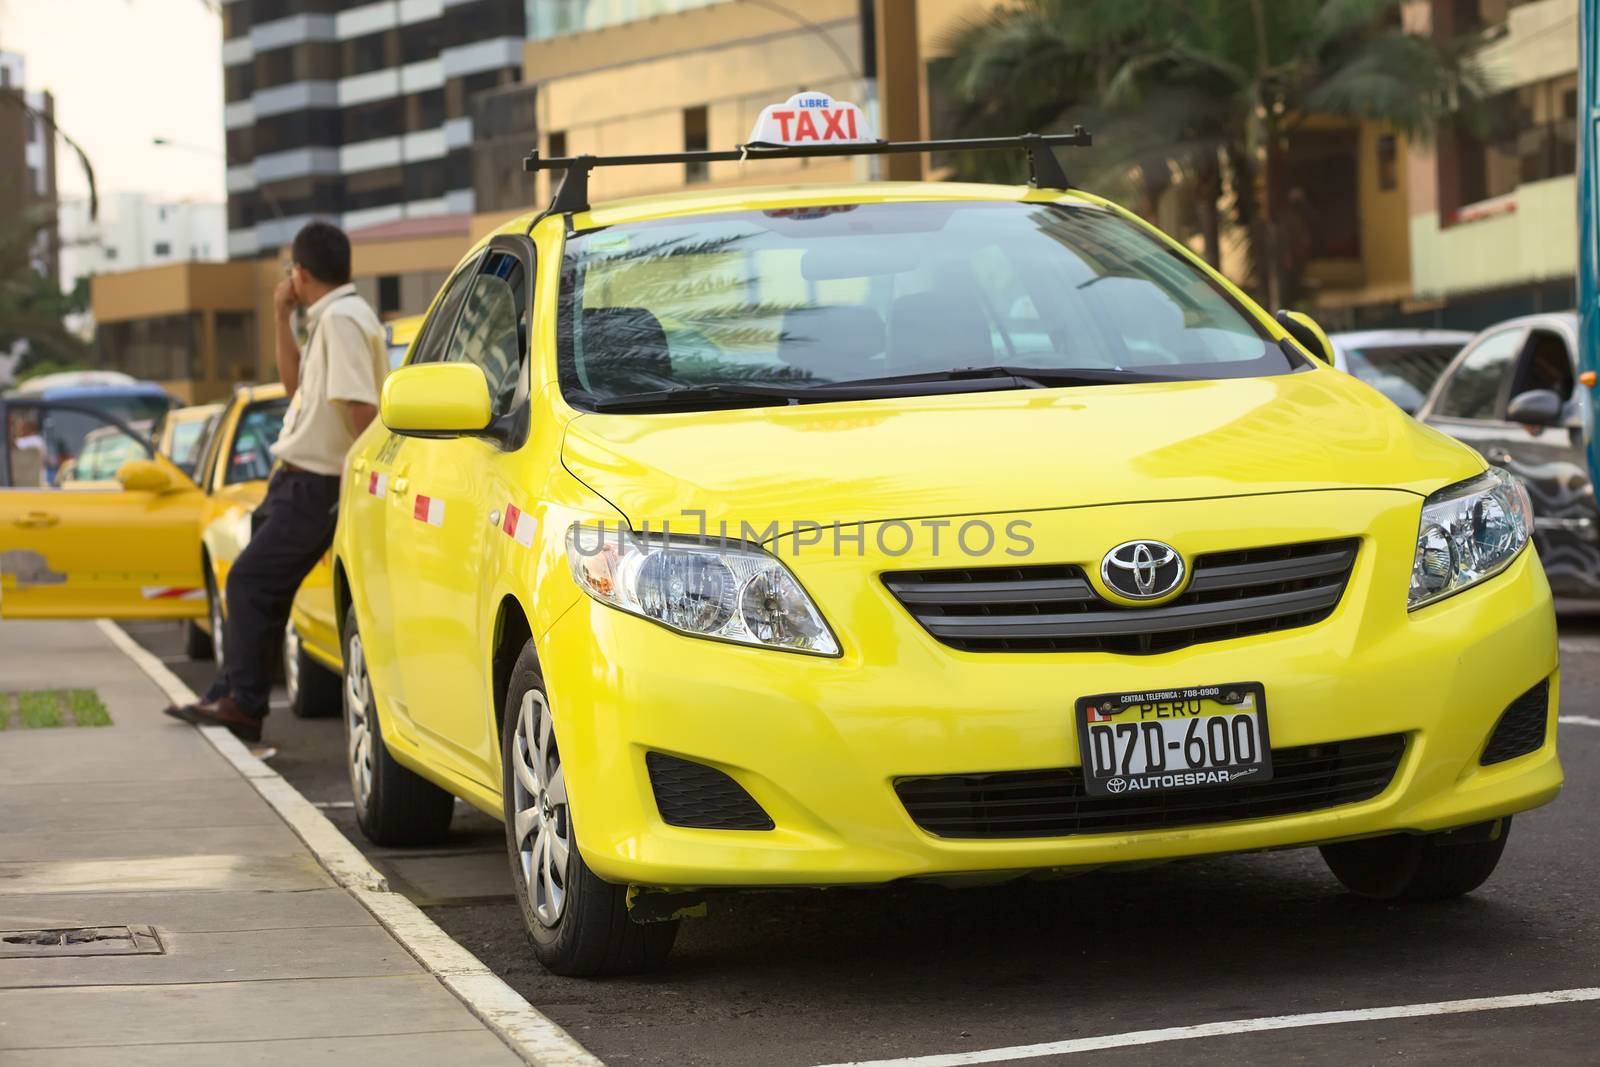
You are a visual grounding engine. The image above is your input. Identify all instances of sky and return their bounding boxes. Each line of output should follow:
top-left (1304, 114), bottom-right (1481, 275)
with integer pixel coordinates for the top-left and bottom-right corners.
top-left (0, 0), bottom-right (226, 206)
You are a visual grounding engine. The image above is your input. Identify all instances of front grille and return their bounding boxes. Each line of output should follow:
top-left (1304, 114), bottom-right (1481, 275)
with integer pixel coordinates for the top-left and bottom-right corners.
top-left (1480, 681), bottom-right (1550, 765)
top-left (883, 538), bottom-right (1358, 654)
top-left (896, 734), bottom-right (1405, 839)
top-left (646, 752), bottom-right (774, 831)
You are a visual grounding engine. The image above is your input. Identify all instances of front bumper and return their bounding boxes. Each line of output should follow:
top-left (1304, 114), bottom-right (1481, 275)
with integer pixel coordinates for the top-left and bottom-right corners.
top-left (539, 491), bottom-right (1561, 888)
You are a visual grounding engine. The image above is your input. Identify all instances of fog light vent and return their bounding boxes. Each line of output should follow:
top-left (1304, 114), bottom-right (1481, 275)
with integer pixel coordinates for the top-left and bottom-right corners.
top-left (646, 752), bottom-right (774, 831)
top-left (1480, 680), bottom-right (1550, 766)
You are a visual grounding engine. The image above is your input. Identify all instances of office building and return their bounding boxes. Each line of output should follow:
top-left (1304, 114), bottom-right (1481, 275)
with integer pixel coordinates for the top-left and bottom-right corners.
top-left (220, 0), bottom-right (527, 257)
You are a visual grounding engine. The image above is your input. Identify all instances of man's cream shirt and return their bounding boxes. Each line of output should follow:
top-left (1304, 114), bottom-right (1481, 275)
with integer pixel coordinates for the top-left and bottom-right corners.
top-left (272, 283), bottom-right (388, 476)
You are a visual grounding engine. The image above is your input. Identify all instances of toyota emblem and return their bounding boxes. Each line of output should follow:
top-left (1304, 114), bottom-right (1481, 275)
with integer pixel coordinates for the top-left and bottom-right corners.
top-left (1101, 540), bottom-right (1185, 600)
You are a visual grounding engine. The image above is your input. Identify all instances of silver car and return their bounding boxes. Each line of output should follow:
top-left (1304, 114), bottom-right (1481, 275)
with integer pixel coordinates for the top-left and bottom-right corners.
top-left (1329, 329), bottom-right (1472, 414)
top-left (1416, 312), bottom-right (1600, 606)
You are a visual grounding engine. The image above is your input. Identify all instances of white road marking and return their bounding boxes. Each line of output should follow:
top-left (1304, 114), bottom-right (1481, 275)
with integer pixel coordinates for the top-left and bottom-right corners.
top-left (812, 988), bottom-right (1600, 1067)
top-left (96, 619), bottom-right (601, 1067)
top-left (314, 800), bottom-right (356, 809)
top-left (1560, 715), bottom-right (1600, 728)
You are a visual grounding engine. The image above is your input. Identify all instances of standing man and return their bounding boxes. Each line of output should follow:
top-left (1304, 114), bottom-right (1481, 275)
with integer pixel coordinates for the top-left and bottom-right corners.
top-left (166, 222), bottom-right (387, 742)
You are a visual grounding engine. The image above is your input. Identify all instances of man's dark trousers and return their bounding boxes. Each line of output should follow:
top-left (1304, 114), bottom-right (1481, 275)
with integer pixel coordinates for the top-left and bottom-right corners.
top-left (204, 467), bottom-right (341, 719)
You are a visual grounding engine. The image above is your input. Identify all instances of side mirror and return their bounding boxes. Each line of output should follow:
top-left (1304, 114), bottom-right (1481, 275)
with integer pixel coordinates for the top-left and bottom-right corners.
top-left (1274, 310), bottom-right (1335, 365)
top-left (381, 363), bottom-right (494, 437)
top-left (116, 458), bottom-right (174, 493)
top-left (1505, 388), bottom-right (1563, 427)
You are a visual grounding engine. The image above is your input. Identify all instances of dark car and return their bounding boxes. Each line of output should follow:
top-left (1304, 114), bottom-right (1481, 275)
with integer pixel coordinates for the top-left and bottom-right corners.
top-left (1417, 312), bottom-right (1600, 606)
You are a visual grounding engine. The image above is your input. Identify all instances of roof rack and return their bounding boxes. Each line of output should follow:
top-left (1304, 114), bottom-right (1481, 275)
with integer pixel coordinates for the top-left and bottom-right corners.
top-left (522, 128), bottom-right (1093, 216)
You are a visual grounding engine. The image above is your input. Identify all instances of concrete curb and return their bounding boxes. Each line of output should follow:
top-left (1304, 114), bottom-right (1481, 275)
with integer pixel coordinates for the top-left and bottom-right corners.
top-left (96, 618), bottom-right (602, 1067)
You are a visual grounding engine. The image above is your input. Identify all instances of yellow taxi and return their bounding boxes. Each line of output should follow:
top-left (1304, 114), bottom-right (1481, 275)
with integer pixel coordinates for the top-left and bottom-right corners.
top-left (183, 383), bottom-right (289, 662)
top-left (281, 313), bottom-right (428, 718)
top-left (352, 97), bottom-right (1555, 974)
top-left (2, 396), bottom-right (205, 618)
top-left (153, 402), bottom-right (223, 478)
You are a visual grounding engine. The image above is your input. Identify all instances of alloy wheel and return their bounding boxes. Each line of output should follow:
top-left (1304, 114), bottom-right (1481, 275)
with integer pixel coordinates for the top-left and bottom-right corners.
top-left (209, 582), bottom-right (226, 670)
top-left (512, 689), bottom-right (570, 927)
top-left (343, 632), bottom-right (373, 806)
top-left (283, 622), bottom-right (301, 704)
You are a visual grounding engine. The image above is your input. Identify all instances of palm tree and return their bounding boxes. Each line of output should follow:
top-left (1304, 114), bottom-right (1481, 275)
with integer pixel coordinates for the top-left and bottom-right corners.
top-left (0, 208), bottom-right (90, 375)
top-left (938, 0), bottom-right (1485, 307)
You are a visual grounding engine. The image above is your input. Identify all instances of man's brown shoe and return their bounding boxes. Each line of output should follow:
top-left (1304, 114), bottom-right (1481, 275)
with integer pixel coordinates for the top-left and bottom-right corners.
top-left (162, 696), bottom-right (263, 743)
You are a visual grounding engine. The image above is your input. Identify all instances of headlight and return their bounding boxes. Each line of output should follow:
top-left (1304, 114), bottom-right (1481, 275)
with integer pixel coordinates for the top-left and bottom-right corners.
top-left (565, 524), bottom-right (839, 655)
top-left (1408, 467), bottom-right (1533, 610)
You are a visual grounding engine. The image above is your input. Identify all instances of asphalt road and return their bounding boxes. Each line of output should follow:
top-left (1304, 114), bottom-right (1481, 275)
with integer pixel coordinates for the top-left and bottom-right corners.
top-left (124, 616), bottom-right (1600, 1066)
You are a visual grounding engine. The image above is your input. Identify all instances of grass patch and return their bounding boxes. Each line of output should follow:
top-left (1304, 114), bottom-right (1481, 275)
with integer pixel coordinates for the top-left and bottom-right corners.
top-left (64, 689), bottom-right (112, 727)
top-left (0, 689), bottom-right (112, 729)
top-left (16, 691), bottom-right (63, 728)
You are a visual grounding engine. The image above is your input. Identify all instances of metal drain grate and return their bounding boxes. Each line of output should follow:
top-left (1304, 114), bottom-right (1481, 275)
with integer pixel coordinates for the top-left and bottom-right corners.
top-left (0, 925), bottom-right (164, 959)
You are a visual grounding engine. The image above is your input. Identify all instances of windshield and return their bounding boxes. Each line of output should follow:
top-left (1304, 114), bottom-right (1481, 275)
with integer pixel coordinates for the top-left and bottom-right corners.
top-left (225, 399), bottom-right (288, 484)
top-left (38, 395), bottom-right (170, 470)
top-left (557, 201), bottom-right (1288, 410)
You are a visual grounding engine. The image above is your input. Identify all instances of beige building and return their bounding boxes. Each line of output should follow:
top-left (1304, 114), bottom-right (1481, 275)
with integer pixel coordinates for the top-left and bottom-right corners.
top-left (1399, 0), bottom-right (1579, 326)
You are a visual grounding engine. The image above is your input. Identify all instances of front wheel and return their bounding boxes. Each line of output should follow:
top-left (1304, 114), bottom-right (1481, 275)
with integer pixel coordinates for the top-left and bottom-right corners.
top-left (205, 568), bottom-right (226, 671)
top-left (501, 642), bottom-right (676, 976)
top-left (343, 605), bottom-right (454, 846)
top-left (1320, 818), bottom-right (1512, 901)
top-left (285, 620), bottom-right (340, 718)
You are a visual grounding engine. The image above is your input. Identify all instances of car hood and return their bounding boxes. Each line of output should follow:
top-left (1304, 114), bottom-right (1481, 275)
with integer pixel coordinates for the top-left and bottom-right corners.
top-left (560, 369), bottom-right (1483, 532)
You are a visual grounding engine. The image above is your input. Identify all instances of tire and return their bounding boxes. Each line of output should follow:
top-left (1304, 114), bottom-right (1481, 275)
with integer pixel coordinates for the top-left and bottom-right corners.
top-left (501, 642), bottom-right (677, 976)
top-left (205, 568), bottom-right (226, 671)
top-left (343, 605), bottom-right (454, 846)
top-left (284, 620), bottom-right (340, 718)
top-left (184, 619), bottom-right (213, 661)
top-left (1320, 818), bottom-right (1512, 901)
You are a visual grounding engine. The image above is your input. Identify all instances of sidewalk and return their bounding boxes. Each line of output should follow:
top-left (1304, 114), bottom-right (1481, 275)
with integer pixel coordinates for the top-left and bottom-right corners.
top-left (0, 619), bottom-right (539, 1065)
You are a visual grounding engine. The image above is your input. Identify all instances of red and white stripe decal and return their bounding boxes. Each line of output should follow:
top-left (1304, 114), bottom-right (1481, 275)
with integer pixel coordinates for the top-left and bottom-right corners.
top-left (413, 494), bottom-right (445, 527)
top-left (142, 586), bottom-right (204, 600)
top-left (501, 503), bottom-right (537, 547)
top-left (1086, 705), bottom-right (1117, 723)
top-left (367, 471), bottom-right (388, 498)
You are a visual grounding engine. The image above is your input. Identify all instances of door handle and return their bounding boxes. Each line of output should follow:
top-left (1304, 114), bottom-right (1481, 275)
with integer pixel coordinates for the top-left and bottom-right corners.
top-left (14, 511), bottom-right (59, 528)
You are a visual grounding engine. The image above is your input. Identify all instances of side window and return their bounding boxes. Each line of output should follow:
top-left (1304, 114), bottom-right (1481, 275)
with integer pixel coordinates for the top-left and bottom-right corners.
top-left (1435, 329), bottom-right (1524, 420)
top-left (1509, 330), bottom-right (1574, 400)
top-left (442, 250), bottom-right (529, 417)
top-left (226, 401), bottom-right (289, 485)
top-left (409, 258), bottom-right (480, 366)
top-left (4, 405), bottom-right (151, 488)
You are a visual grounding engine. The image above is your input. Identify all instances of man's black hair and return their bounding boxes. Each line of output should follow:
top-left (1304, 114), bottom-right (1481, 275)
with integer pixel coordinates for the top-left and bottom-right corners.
top-left (291, 221), bottom-right (352, 286)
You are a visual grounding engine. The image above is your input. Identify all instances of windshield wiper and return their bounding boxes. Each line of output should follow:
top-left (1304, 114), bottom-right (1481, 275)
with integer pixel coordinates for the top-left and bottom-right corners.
top-left (824, 365), bottom-right (1175, 389)
top-left (582, 382), bottom-right (813, 412)
top-left (579, 365), bottom-right (1172, 413)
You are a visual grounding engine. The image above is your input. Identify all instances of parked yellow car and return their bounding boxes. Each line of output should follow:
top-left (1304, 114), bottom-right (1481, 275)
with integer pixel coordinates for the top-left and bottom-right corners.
top-left (153, 402), bottom-right (223, 478)
top-left (178, 383), bottom-right (288, 661)
top-left (279, 313), bottom-right (429, 717)
top-left (1, 400), bottom-right (203, 618)
top-left (321, 96), bottom-right (1559, 977)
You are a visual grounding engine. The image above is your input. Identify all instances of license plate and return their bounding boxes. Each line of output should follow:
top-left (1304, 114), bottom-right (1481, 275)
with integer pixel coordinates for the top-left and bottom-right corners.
top-left (1074, 682), bottom-right (1272, 797)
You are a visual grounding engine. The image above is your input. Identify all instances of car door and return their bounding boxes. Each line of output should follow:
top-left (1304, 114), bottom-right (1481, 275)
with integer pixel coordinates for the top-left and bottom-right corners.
top-left (385, 240), bottom-right (531, 783)
top-left (0, 399), bottom-right (205, 618)
top-left (354, 254), bottom-right (482, 745)
top-left (1496, 323), bottom-right (1600, 601)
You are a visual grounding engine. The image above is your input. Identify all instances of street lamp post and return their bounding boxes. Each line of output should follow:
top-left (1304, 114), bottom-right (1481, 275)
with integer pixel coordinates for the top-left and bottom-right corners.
top-left (152, 135), bottom-right (286, 228)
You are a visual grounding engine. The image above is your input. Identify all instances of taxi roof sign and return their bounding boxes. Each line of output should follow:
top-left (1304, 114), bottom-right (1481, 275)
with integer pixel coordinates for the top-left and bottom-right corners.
top-left (524, 121), bottom-right (1091, 216)
top-left (748, 92), bottom-right (875, 147)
